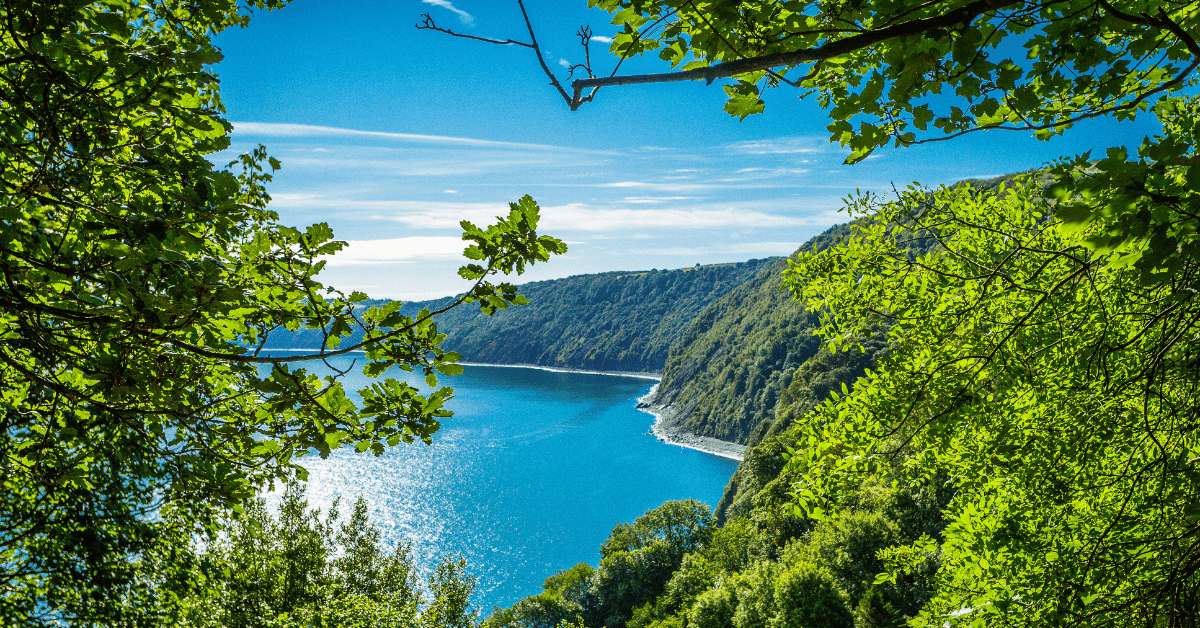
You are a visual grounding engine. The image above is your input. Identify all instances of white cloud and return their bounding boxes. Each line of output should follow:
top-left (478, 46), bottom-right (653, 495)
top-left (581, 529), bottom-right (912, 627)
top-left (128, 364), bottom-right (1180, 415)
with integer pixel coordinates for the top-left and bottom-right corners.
top-left (718, 168), bottom-right (811, 182)
top-left (270, 196), bottom-right (839, 232)
top-left (231, 121), bottom-right (561, 151)
top-left (444, 189), bottom-right (460, 194)
top-left (620, 196), bottom-right (699, 204)
top-left (638, 242), bottom-right (804, 257)
top-left (322, 236), bottom-right (465, 266)
top-left (268, 196), bottom-right (510, 226)
top-left (422, 0), bottom-right (474, 26)
top-left (726, 137), bottom-right (829, 155)
top-left (596, 181), bottom-right (715, 192)
top-left (592, 180), bottom-right (739, 192)
top-left (559, 58), bottom-right (571, 68)
top-left (530, 204), bottom-right (818, 232)
top-left (591, 35), bottom-right (613, 43)
top-left (278, 157), bottom-right (552, 176)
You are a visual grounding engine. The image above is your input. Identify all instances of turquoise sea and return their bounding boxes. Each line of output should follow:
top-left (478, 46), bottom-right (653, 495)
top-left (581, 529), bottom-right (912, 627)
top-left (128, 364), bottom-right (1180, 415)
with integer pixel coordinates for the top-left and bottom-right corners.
top-left (272, 356), bottom-right (739, 611)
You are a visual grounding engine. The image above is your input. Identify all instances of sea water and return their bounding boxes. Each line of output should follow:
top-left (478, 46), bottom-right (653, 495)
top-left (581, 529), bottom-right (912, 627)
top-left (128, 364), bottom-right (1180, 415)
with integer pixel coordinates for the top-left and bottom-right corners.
top-left (268, 356), bottom-right (739, 611)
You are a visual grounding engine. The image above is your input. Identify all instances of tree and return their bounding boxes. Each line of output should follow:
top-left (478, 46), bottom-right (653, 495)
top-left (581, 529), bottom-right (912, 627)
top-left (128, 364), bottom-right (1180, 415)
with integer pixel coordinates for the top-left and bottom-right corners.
top-left (784, 146), bottom-right (1200, 624)
top-left (485, 564), bottom-right (593, 628)
top-left (0, 1), bottom-right (563, 624)
top-left (183, 481), bottom-right (478, 628)
top-left (591, 500), bottom-right (716, 627)
top-left (423, 0), bottom-right (1198, 159)
top-left (424, 0), bottom-right (1200, 624)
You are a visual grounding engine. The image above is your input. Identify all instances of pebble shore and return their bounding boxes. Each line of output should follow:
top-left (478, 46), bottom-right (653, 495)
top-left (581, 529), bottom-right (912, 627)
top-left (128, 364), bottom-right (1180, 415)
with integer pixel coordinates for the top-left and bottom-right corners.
top-left (636, 385), bottom-right (747, 461)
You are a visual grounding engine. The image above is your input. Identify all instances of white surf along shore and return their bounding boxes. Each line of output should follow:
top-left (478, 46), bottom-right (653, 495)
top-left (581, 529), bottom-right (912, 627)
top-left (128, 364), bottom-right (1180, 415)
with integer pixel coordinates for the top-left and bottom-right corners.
top-left (468, 364), bottom-right (744, 461)
top-left (264, 350), bottom-right (745, 462)
top-left (636, 384), bottom-right (746, 462)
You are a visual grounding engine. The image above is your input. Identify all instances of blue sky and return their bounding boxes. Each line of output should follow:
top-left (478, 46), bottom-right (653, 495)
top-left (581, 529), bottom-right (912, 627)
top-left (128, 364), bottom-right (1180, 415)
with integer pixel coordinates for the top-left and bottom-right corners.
top-left (213, 0), bottom-right (1163, 300)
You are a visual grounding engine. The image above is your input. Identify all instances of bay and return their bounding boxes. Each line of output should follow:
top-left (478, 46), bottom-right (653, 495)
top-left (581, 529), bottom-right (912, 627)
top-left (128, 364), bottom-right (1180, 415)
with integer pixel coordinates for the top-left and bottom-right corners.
top-left (271, 355), bottom-right (739, 611)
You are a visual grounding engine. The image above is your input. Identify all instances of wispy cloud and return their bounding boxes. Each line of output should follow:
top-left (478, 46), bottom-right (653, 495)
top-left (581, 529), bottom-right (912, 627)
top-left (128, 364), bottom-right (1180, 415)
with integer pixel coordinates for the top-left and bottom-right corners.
top-left (534, 205), bottom-right (813, 232)
top-left (591, 35), bottom-right (613, 43)
top-left (620, 196), bottom-right (699, 204)
top-left (275, 155), bottom-right (557, 177)
top-left (558, 58), bottom-right (571, 68)
top-left (595, 181), bottom-right (714, 192)
top-left (322, 236), bottom-right (465, 266)
top-left (726, 137), bottom-right (830, 155)
top-left (270, 196), bottom-right (840, 232)
top-left (637, 242), bottom-right (804, 257)
top-left (231, 122), bottom-right (561, 151)
top-left (422, 0), bottom-right (473, 26)
top-left (590, 179), bottom-right (800, 192)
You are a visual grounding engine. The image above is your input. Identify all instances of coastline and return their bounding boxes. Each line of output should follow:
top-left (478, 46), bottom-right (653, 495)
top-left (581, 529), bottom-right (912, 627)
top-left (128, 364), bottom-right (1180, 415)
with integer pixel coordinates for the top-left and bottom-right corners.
top-left (636, 384), bottom-right (746, 462)
top-left (261, 350), bottom-right (743, 461)
top-left (260, 350), bottom-right (662, 380)
top-left (459, 361), bottom-right (661, 381)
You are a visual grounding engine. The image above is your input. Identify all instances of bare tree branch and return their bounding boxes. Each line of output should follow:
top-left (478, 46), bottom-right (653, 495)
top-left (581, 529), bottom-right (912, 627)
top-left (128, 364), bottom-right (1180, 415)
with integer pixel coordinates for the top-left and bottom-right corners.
top-left (416, 0), bottom-right (1197, 149)
top-left (415, 13), bottom-right (534, 48)
top-left (568, 0), bottom-right (1023, 106)
top-left (514, 0), bottom-right (575, 106)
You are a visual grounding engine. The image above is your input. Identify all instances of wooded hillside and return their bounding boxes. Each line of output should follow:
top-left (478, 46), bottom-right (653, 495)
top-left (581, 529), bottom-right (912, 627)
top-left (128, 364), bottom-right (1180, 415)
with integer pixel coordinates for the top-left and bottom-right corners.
top-left (269, 259), bottom-right (775, 374)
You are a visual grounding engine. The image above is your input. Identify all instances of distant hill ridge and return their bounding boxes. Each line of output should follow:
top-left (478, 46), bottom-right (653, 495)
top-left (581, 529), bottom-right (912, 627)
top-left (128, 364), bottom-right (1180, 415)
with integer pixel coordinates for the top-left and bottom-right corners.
top-left (267, 216), bottom-right (919, 459)
top-left (272, 171), bottom-right (991, 455)
top-left (266, 259), bottom-right (777, 374)
top-left (266, 222), bottom-right (879, 451)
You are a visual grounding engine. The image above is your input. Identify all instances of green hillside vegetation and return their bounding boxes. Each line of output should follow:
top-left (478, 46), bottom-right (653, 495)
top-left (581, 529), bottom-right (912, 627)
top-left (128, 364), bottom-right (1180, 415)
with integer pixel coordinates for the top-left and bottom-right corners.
top-left (268, 260), bottom-right (774, 374)
top-left (650, 214), bottom-right (950, 447)
top-left (490, 120), bottom-right (1200, 625)
top-left (645, 224), bottom-right (870, 445)
top-left (488, 473), bottom-right (948, 628)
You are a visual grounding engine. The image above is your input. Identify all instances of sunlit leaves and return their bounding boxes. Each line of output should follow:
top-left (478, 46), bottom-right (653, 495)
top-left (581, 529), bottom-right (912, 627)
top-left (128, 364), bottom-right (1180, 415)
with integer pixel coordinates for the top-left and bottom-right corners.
top-left (0, 2), bottom-right (563, 624)
top-left (782, 160), bottom-right (1200, 624)
top-left (723, 78), bottom-right (766, 119)
top-left (458, 194), bottom-right (567, 315)
top-left (591, 0), bottom-right (1199, 156)
top-left (1050, 97), bottom-right (1200, 286)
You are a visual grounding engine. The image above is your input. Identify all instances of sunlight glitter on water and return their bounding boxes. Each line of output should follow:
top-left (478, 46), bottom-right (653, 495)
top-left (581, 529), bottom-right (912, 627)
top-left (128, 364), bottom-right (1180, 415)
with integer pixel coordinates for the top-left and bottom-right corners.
top-left (266, 357), bottom-right (738, 610)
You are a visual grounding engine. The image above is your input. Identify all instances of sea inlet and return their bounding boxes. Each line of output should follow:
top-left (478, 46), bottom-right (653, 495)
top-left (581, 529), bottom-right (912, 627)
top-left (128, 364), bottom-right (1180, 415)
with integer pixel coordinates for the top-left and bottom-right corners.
top-left (268, 356), bottom-right (739, 611)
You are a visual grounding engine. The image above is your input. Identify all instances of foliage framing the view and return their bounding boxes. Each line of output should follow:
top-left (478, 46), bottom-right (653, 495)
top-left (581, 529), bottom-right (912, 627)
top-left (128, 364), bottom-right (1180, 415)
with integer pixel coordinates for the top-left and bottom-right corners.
top-left (569, 0), bottom-right (1200, 624)
top-left (587, 0), bottom-right (1199, 163)
top-left (183, 481), bottom-right (480, 628)
top-left (431, 0), bottom-right (1200, 626)
top-left (783, 103), bottom-right (1200, 625)
top-left (0, 2), bottom-right (563, 624)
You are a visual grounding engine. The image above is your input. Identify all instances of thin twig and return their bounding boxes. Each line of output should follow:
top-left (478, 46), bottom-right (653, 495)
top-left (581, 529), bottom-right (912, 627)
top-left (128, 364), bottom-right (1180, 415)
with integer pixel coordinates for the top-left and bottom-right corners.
top-left (415, 13), bottom-right (533, 48)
